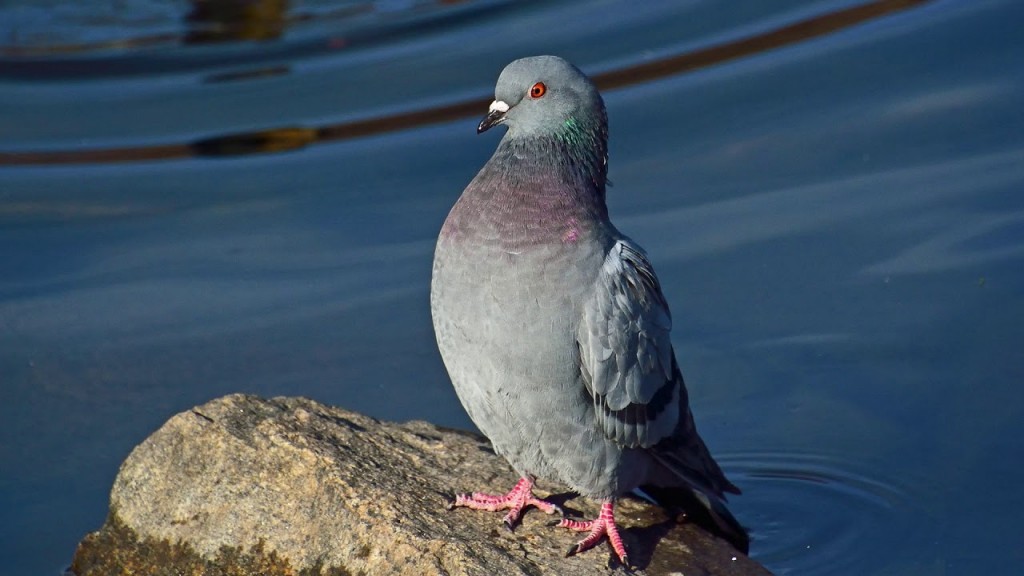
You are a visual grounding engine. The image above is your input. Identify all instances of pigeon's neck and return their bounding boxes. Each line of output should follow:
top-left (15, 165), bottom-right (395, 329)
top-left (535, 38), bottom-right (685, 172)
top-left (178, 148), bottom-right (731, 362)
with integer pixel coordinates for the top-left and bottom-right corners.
top-left (445, 121), bottom-right (610, 249)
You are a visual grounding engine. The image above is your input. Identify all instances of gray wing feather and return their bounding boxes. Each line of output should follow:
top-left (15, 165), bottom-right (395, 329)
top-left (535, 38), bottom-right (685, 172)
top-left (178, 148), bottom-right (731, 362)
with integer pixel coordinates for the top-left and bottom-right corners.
top-left (579, 239), bottom-right (680, 448)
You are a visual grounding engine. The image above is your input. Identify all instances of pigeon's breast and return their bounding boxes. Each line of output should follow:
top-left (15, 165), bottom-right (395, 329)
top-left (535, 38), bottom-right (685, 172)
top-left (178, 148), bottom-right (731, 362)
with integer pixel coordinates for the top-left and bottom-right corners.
top-left (432, 227), bottom-right (603, 382)
top-left (438, 142), bottom-right (609, 253)
top-left (438, 194), bottom-right (594, 253)
top-left (431, 221), bottom-right (611, 483)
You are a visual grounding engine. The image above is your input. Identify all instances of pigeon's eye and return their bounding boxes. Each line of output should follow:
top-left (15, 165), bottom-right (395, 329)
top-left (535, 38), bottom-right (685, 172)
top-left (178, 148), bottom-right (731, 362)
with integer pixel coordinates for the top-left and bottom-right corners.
top-left (529, 82), bottom-right (547, 99)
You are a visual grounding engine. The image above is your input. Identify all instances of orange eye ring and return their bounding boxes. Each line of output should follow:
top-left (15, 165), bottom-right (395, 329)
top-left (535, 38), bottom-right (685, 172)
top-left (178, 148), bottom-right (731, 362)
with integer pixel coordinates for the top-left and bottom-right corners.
top-left (529, 82), bottom-right (546, 99)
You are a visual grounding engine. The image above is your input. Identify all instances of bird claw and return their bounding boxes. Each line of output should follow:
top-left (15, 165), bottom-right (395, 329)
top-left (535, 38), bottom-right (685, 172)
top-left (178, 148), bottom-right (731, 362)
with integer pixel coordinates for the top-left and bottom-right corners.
top-left (448, 477), bottom-right (561, 533)
top-left (554, 501), bottom-right (629, 565)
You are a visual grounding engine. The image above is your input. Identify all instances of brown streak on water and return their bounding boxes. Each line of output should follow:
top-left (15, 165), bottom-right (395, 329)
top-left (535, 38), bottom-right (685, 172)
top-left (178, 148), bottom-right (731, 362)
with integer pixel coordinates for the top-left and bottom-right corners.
top-left (0, 0), bottom-right (931, 166)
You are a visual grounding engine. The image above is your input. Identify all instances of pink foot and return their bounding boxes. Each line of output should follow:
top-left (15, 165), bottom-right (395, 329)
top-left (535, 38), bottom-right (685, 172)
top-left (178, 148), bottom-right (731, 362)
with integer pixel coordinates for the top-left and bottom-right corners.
top-left (449, 476), bottom-right (563, 530)
top-left (557, 500), bottom-right (629, 566)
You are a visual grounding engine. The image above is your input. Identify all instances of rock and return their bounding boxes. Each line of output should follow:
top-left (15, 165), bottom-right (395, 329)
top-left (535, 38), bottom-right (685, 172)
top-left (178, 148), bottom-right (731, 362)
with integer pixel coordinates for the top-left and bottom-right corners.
top-left (71, 394), bottom-right (772, 576)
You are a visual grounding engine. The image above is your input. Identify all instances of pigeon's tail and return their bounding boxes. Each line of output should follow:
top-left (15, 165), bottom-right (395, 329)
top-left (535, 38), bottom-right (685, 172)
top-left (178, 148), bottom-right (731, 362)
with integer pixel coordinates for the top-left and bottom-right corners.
top-left (638, 483), bottom-right (750, 554)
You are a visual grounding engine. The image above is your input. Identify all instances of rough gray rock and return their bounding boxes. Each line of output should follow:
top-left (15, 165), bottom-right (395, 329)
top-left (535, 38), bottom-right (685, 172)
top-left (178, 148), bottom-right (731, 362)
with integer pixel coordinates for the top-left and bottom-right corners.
top-left (72, 394), bottom-right (771, 576)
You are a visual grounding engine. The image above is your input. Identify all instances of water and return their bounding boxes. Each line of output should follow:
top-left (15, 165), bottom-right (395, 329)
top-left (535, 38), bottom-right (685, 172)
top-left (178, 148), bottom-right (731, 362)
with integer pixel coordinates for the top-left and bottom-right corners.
top-left (1, 1), bottom-right (1022, 574)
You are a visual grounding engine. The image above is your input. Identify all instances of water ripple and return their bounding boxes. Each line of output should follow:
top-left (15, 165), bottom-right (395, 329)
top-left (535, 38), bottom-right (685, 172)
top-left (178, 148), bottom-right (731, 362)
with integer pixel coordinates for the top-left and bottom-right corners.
top-left (722, 451), bottom-right (932, 575)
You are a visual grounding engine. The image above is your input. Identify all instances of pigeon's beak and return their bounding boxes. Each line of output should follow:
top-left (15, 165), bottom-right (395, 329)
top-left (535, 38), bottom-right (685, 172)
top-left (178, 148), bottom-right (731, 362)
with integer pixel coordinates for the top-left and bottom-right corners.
top-left (478, 100), bottom-right (509, 134)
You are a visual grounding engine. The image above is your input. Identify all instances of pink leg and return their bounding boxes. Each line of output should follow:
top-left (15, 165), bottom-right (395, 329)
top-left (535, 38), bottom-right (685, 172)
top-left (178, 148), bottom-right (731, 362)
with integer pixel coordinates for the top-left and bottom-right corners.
top-left (557, 500), bottom-right (629, 565)
top-left (450, 476), bottom-right (563, 530)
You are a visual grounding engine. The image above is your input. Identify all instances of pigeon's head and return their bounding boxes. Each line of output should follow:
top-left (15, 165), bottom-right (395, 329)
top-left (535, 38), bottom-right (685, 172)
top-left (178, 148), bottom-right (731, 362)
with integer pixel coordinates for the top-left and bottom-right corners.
top-left (478, 55), bottom-right (606, 138)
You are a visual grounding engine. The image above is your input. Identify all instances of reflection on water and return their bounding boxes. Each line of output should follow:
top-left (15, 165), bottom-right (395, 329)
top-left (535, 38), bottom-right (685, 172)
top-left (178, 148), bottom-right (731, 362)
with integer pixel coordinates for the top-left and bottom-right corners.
top-left (186, 0), bottom-right (289, 44)
top-left (0, 0), bottom-right (451, 56)
top-left (0, 0), bottom-right (929, 165)
top-left (2, 1), bottom-right (1023, 575)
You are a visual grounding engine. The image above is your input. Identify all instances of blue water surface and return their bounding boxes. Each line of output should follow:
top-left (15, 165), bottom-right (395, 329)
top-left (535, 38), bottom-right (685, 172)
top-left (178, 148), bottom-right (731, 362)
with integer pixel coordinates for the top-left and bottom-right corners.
top-left (1, 1), bottom-right (1022, 574)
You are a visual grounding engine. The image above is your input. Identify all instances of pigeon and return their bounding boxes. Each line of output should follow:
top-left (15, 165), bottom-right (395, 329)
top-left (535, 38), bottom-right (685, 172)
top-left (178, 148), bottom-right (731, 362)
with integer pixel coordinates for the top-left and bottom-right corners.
top-left (430, 55), bottom-right (747, 565)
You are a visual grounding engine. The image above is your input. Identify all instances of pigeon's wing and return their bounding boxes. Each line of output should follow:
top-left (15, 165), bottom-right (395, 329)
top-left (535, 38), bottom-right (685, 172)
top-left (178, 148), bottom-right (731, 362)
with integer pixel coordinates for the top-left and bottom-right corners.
top-left (578, 238), bottom-right (681, 449)
top-left (579, 237), bottom-right (743, 501)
